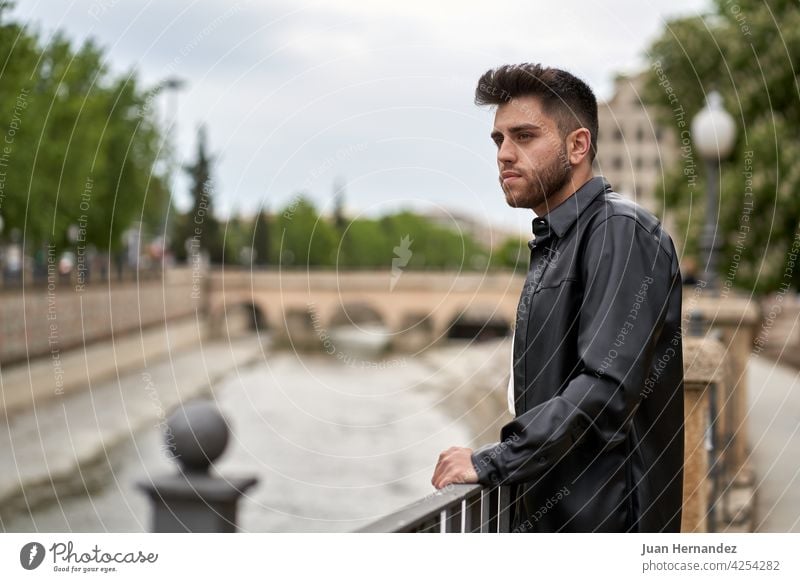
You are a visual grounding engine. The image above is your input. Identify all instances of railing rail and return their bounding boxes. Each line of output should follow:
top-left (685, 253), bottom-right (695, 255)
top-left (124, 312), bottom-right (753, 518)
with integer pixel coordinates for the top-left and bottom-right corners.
top-left (356, 484), bottom-right (513, 533)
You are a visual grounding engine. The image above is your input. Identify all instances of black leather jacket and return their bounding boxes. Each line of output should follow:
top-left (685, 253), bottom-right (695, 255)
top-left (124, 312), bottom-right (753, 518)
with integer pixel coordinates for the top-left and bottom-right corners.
top-left (471, 177), bottom-right (684, 532)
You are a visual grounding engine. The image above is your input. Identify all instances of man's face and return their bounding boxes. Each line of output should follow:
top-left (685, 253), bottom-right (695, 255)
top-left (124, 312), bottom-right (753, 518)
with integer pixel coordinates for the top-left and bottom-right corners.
top-left (491, 96), bottom-right (572, 212)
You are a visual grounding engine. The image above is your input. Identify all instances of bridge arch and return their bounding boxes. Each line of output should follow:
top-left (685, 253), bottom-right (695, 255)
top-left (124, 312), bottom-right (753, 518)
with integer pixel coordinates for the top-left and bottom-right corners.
top-left (393, 311), bottom-right (436, 352)
top-left (443, 305), bottom-right (512, 341)
top-left (327, 302), bottom-right (388, 330)
top-left (208, 297), bottom-right (270, 338)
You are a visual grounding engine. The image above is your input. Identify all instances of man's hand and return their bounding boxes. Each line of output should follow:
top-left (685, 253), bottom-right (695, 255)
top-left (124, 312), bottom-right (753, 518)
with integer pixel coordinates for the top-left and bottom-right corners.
top-left (431, 446), bottom-right (478, 489)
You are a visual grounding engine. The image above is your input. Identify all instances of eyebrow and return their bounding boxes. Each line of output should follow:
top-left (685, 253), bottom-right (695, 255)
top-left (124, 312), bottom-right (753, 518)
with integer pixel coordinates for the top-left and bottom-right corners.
top-left (490, 123), bottom-right (542, 140)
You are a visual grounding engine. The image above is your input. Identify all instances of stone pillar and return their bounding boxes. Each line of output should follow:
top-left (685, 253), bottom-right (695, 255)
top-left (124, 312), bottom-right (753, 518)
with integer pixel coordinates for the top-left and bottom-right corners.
top-left (275, 306), bottom-right (319, 350)
top-left (688, 294), bottom-right (760, 487)
top-left (681, 336), bottom-right (725, 533)
top-left (392, 312), bottom-right (435, 352)
top-left (138, 400), bottom-right (257, 532)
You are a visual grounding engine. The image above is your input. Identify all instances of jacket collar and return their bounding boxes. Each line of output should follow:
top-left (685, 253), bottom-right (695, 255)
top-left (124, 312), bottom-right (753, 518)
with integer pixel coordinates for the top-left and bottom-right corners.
top-left (531, 176), bottom-right (612, 241)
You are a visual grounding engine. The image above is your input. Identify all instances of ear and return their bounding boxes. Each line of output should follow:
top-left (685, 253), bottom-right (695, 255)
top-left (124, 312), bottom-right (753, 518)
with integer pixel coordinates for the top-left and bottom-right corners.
top-left (567, 128), bottom-right (592, 165)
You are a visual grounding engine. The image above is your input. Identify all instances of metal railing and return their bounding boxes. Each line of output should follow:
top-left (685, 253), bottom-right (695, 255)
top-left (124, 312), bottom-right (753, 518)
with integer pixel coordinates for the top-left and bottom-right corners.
top-left (356, 483), bottom-right (514, 533)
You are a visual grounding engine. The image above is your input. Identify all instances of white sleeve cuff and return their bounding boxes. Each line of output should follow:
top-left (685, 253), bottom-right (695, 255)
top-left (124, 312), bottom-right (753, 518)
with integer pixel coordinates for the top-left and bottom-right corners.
top-left (507, 345), bottom-right (515, 416)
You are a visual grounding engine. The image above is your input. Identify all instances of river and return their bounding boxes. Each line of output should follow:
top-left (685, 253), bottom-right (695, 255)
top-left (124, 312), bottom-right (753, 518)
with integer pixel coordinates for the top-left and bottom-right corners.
top-left (4, 337), bottom-right (512, 532)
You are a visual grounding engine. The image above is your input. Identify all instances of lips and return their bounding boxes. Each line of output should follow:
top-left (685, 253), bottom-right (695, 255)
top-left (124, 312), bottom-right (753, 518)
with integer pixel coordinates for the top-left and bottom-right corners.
top-left (501, 171), bottom-right (522, 184)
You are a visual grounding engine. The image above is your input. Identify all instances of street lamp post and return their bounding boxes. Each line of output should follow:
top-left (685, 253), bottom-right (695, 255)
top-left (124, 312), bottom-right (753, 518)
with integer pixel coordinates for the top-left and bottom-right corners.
top-left (691, 92), bottom-right (739, 529)
top-left (690, 91), bottom-right (737, 295)
top-left (159, 76), bottom-right (187, 260)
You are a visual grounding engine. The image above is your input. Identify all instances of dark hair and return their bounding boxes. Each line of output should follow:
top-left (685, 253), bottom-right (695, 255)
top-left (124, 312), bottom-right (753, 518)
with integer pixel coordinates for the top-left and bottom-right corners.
top-left (475, 63), bottom-right (598, 161)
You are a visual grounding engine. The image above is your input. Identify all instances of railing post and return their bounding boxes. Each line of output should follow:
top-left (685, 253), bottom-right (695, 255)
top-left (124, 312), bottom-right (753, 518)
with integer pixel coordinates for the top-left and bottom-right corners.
top-left (497, 485), bottom-right (513, 532)
top-left (681, 334), bottom-right (726, 532)
top-left (138, 400), bottom-right (257, 532)
top-left (690, 295), bottom-right (759, 488)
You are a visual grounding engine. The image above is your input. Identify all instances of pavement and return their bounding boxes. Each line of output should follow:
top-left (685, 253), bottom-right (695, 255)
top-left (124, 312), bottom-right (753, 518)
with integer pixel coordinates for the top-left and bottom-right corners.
top-left (747, 355), bottom-right (800, 532)
top-left (0, 317), bottom-right (208, 415)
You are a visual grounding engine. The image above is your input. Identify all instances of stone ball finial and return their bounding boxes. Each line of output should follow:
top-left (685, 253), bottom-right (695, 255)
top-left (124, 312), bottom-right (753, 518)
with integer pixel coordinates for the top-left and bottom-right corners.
top-left (166, 400), bottom-right (230, 473)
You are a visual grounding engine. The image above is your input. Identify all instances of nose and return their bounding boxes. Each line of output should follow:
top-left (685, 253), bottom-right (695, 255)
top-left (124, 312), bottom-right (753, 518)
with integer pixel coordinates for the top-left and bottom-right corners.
top-left (497, 138), bottom-right (516, 166)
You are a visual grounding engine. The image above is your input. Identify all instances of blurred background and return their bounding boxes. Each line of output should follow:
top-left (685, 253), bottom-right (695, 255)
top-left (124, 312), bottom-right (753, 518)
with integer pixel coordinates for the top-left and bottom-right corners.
top-left (0, 0), bottom-right (798, 533)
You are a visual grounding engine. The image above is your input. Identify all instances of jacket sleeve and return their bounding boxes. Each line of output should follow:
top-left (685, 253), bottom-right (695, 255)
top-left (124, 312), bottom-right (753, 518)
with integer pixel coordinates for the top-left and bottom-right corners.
top-left (471, 215), bottom-right (676, 486)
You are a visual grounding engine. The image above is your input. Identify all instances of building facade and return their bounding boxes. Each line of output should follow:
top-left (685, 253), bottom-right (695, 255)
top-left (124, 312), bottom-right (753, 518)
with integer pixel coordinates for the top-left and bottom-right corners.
top-left (594, 72), bottom-right (679, 215)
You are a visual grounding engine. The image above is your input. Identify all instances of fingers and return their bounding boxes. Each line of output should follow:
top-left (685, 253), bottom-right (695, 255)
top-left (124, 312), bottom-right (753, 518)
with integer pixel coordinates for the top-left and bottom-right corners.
top-left (432, 448), bottom-right (460, 489)
top-left (434, 469), bottom-right (468, 490)
top-left (432, 449), bottom-right (452, 488)
top-left (431, 461), bottom-right (442, 487)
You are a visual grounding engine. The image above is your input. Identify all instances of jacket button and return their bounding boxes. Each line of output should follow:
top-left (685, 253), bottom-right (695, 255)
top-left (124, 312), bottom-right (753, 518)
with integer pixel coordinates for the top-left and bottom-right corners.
top-left (538, 456), bottom-right (546, 463)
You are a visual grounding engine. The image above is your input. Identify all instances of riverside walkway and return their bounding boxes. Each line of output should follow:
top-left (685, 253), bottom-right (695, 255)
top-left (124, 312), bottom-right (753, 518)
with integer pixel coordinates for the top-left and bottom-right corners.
top-left (747, 355), bottom-right (800, 532)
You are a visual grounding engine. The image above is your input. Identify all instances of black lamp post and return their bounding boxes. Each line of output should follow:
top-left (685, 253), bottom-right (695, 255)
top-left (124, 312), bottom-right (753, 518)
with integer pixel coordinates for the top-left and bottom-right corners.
top-left (159, 76), bottom-right (187, 258)
top-left (690, 91), bottom-right (737, 295)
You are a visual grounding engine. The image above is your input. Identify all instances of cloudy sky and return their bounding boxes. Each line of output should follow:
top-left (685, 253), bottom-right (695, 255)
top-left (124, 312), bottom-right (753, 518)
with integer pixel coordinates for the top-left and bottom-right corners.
top-left (14, 0), bottom-right (709, 236)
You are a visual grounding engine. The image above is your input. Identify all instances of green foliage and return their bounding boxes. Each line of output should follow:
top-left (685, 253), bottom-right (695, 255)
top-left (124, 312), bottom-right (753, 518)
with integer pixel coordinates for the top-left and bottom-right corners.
top-left (337, 218), bottom-right (388, 267)
top-left (0, 6), bottom-right (170, 254)
top-left (644, 1), bottom-right (800, 292)
top-left (251, 210), bottom-right (271, 266)
top-left (274, 197), bottom-right (338, 267)
top-left (267, 200), bottom-right (499, 271)
top-left (179, 126), bottom-right (224, 263)
top-left (491, 236), bottom-right (530, 272)
top-left (378, 211), bottom-right (487, 270)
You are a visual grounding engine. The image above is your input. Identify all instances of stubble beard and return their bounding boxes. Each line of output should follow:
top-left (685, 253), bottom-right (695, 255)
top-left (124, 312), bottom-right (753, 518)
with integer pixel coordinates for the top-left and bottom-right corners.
top-left (503, 145), bottom-right (572, 212)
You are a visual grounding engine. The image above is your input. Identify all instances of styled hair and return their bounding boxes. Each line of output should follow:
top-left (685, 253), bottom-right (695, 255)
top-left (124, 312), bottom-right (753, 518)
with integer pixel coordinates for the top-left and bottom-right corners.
top-left (475, 63), bottom-right (598, 160)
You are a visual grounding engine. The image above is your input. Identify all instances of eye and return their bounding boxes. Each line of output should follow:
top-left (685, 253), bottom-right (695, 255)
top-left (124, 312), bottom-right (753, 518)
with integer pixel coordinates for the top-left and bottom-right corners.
top-left (517, 133), bottom-right (533, 140)
top-left (493, 137), bottom-right (503, 147)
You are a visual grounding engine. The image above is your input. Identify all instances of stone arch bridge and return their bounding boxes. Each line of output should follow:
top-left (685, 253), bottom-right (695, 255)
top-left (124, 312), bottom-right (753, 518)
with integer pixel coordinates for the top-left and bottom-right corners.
top-left (205, 269), bottom-right (525, 350)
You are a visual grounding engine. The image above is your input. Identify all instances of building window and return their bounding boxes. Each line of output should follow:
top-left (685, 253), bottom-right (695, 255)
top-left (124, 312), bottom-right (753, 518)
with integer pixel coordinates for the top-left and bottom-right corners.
top-left (613, 156), bottom-right (623, 170)
top-left (614, 129), bottom-right (623, 142)
top-left (636, 126), bottom-right (645, 142)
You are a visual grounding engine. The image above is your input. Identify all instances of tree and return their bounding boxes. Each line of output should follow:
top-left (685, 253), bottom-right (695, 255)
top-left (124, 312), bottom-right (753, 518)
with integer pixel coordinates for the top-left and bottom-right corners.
top-left (251, 209), bottom-right (271, 266)
top-left (643, 0), bottom-right (800, 292)
top-left (221, 213), bottom-right (248, 265)
top-left (271, 200), bottom-right (493, 271)
top-left (181, 126), bottom-right (223, 263)
top-left (276, 197), bottom-right (338, 267)
top-left (379, 211), bottom-right (487, 270)
top-left (491, 236), bottom-right (530, 272)
top-left (0, 3), bottom-right (170, 257)
top-left (338, 218), bottom-right (390, 267)
top-left (332, 177), bottom-right (346, 231)
top-left (0, 3), bottom-right (42, 245)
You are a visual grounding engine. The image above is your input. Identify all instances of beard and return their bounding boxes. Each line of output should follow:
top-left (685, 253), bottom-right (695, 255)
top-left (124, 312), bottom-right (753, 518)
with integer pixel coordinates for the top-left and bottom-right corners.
top-left (502, 145), bottom-right (572, 211)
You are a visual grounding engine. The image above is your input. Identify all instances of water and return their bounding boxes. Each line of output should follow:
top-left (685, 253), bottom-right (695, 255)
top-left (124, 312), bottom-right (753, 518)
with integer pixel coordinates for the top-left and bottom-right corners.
top-left (4, 339), bottom-right (511, 532)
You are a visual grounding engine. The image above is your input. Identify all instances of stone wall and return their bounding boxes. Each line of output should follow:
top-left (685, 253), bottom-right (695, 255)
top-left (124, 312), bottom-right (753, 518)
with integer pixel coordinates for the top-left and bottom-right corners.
top-left (0, 268), bottom-right (200, 365)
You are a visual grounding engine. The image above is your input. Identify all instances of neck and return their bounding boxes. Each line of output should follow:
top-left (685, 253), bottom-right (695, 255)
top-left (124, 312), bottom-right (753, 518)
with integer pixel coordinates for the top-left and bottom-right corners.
top-left (533, 166), bottom-right (594, 217)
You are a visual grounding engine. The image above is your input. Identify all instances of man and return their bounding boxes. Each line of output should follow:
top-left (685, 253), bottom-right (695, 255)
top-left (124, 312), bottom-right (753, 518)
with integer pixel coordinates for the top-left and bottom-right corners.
top-left (431, 63), bottom-right (684, 533)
